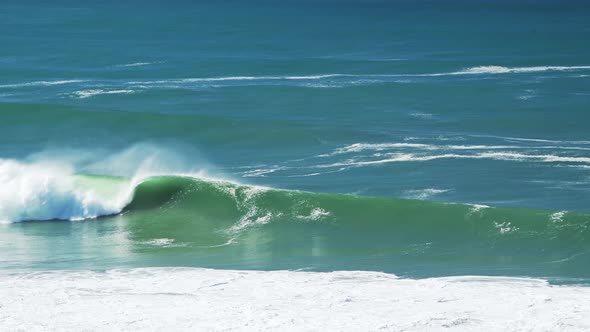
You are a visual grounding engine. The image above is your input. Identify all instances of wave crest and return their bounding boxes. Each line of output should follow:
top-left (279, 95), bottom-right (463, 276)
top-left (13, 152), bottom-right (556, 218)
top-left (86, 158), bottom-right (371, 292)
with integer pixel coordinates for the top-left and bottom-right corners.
top-left (0, 160), bottom-right (136, 223)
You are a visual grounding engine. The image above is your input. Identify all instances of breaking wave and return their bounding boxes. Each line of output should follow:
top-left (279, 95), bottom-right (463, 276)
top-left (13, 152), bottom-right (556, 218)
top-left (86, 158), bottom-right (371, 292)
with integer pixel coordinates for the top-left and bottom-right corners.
top-left (0, 159), bottom-right (135, 223)
top-left (2, 158), bottom-right (590, 280)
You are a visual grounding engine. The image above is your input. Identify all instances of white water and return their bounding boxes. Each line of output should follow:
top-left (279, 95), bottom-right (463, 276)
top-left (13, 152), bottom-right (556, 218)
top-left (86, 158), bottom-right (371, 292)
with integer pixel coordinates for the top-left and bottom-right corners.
top-left (131, 65), bottom-right (590, 84)
top-left (313, 152), bottom-right (590, 169)
top-left (332, 142), bottom-right (590, 154)
top-left (0, 159), bottom-right (135, 223)
top-left (3, 65), bottom-right (589, 95)
top-left (453, 65), bottom-right (590, 75)
top-left (0, 80), bottom-right (85, 88)
top-left (71, 89), bottom-right (136, 98)
top-left (1, 268), bottom-right (588, 331)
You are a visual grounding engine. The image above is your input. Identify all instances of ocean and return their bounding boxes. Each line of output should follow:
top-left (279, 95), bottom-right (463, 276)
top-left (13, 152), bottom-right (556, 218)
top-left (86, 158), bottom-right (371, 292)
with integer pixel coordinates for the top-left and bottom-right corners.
top-left (1, 0), bottom-right (590, 330)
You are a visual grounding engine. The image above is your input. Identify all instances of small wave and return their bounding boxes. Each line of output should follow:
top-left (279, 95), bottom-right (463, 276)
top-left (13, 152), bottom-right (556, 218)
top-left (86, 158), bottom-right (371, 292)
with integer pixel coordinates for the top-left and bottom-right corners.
top-left (0, 80), bottom-right (85, 88)
top-left (333, 143), bottom-right (473, 154)
top-left (129, 65), bottom-right (590, 85)
top-left (129, 74), bottom-right (346, 85)
top-left (287, 172), bottom-right (323, 177)
top-left (116, 61), bottom-right (163, 68)
top-left (370, 57), bottom-right (406, 62)
top-left (437, 65), bottom-right (590, 76)
top-left (330, 143), bottom-right (431, 154)
top-left (71, 89), bottom-right (136, 99)
top-left (326, 142), bottom-right (590, 156)
top-left (4, 64), bottom-right (585, 92)
top-left (115, 65), bottom-right (590, 90)
top-left (331, 143), bottom-right (516, 154)
top-left (314, 152), bottom-right (590, 169)
top-left (478, 152), bottom-right (590, 163)
top-left (468, 204), bottom-right (491, 213)
top-left (405, 188), bottom-right (450, 200)
top-left (472, 135), bottom-right (590, 145)
top-left (242, 166), bottom-right (285, 177)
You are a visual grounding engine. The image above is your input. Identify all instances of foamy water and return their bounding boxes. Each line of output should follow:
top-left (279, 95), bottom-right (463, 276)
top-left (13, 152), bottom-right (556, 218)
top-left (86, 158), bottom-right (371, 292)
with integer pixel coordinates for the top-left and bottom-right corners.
top-left (1, 268), bottom-right (588, 331)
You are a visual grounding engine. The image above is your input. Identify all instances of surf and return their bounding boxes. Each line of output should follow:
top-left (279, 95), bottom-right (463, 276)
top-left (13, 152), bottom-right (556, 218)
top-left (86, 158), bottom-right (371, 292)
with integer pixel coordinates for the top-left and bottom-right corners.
top-left (2, 155), bottom-right (590, 280)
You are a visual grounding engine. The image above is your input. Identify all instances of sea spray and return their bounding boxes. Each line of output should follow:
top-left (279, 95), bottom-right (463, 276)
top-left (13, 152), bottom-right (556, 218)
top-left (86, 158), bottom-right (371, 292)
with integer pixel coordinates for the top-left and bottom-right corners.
top-left (0, 159), bottom-right (134, 222)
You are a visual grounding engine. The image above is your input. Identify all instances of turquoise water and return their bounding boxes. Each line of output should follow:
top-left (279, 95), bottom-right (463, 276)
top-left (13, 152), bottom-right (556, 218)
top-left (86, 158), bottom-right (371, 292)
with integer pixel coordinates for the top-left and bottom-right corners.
top-left (1, 0), bottom-right (589, 283)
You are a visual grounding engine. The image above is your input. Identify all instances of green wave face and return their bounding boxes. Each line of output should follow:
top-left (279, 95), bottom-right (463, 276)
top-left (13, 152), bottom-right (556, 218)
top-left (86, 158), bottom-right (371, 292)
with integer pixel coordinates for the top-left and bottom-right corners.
top-left (3, 175), bottom-right (589, 283)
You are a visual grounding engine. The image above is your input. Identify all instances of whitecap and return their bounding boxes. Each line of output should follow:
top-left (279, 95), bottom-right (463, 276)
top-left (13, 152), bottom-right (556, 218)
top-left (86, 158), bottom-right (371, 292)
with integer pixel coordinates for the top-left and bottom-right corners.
top-left (0, 159), bottom-right (135, 223)
top-left (297, 207), bottom-right (331, 221)
top-left (405, 188), bottom-right (450, 200)
top-left (71, 89), bottom-right (136, 98)
top-left (550, 211), bottom-right (568, 223)
top-left (116, 61), bottom-right (163, 68)
top-left (0, 80), bottom-right (85, 88)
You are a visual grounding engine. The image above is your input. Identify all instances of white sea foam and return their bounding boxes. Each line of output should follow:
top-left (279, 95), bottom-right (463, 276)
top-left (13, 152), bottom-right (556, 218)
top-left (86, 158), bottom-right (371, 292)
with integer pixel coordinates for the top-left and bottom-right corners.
top-left (287, 172), bottom-right (323, 177)
top-left (283, 74), bottom-right (344, 80)
top-left (550, 211), bottom-right (568, 223)
top-left (297, 207), bottom-right (331, 221)
top-left (123, 62), bottom-right (152, 67)
top-left (473, 134), bottom-right (590, 145)
top-left (430, 65), bottom-right (590, 76)
top-left (120, 65), bottom-right (590, 89)
top-left (332, 142), bottom-right (590, 155)
top-left (116, 61), bottom-right (163, 68)
top-left (130, 74), bottom-right (347, 85)
top-left (0, 159), bottom-right (135, 223)
top-left (315, 151), bottom-right (590, 169)
top-left (140, 238), bottom-right (177, 247)
top-left (332, 143), bottom-right (431, 154)
top-left (229, 208), bottom-right (274, 234)
top-left (242, 166), bottom-right (285, 177)
top-left (468, 204), bottom-right (491, 212)
top-left (301, 79), bottom-right (384, 88)
top-left (71, 89), bottom-right (136, 98)
top-left (405, 188), bottom-right (449, 200)
top-left (0, 79), bottom-right (85, 88)
top-left (494, 221), bottom-right (518, 234)
top-left (478, 152), bottom-right (590, 163)
top-left (1, 268), bottom-right (589, 331)
top-left (334, 143), bottom-right (517, 154)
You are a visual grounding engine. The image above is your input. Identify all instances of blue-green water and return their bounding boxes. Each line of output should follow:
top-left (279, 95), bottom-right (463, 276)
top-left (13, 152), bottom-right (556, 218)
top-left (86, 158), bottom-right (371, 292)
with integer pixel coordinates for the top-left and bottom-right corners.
top-left (1, 0), bottom-right (589, 283)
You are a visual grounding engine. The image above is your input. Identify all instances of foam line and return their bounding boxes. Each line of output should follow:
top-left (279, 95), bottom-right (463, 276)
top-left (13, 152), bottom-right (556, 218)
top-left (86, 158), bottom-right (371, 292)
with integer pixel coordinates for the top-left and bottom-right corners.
top-left (0, 80), bottom-right (85, 88)
top-left (315, 152), bottom-right (590, 168)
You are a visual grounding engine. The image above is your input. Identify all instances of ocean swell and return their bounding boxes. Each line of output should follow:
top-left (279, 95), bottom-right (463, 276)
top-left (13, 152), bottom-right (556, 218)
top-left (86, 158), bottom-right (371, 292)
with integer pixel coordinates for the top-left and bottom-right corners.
top-left (2, 164), bottom-right (590, 279)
